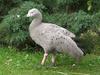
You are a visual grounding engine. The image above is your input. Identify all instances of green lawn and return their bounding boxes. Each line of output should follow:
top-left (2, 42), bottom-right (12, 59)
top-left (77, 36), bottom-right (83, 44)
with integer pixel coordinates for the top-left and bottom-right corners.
top-left (0, 47), bottom-right (100, 75)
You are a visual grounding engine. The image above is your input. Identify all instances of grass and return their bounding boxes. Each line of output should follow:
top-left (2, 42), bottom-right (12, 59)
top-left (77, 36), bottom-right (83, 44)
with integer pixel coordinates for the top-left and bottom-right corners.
top-left (0, 47), bottom-right (100, 75)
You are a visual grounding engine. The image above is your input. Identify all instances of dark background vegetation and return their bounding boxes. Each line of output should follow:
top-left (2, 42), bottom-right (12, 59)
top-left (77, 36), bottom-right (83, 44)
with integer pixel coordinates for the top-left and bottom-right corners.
top-left (0, 0), bottom-right (100, 54)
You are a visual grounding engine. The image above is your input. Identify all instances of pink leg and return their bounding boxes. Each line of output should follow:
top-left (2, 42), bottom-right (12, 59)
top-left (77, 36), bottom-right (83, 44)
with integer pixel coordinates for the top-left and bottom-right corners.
top-left (51, 53), bottom-right (56, 65)
top-left (41, 53), bottom-right (48, 65)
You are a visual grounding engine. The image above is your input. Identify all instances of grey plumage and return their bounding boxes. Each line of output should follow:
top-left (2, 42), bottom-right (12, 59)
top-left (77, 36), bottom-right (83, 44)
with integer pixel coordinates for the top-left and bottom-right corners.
top-left (27, 8), bottom-right (83, 65)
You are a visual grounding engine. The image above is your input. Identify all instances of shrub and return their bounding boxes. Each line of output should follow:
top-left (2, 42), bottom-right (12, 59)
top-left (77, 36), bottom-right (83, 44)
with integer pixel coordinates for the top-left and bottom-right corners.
top-left (66, 10), bottom-right (96, 35)
top-left (44, 10), bottom-right (99, 35)
top-left (43, 12), bottom-right (68, 27)
top-left (92, 0), bottom-right (100, 12)
top-left (78, 30), bottom-right (100, 54)
top-left (0, 1), bottom-right (45, 49)
top-left (41, 0), bottom-right (88, 13)
top-left (92, 11), bottom-right (100, 33)
top-left (0, 0), bottom-right (22, 21)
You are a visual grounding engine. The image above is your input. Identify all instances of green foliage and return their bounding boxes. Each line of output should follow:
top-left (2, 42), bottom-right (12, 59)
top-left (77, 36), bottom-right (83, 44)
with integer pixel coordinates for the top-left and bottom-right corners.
top-left (0, 0), bottom-right (22, 21)
top-left (43, 12), bottom-right (68, 27)
top-left (92, 0), bottom-right (100, 12)
top-left (66, 10), bottom-right (95, 35)
top-left (0, 1), bottom-right (45, 49)
top-left (36, 0), bottom-right (87, 13)
top-left (79, 30), bottom-right (100, 54)
top-left (90, 11), bottom-right (100, 38)
top-left (43, 10), bottom-right (97, 35)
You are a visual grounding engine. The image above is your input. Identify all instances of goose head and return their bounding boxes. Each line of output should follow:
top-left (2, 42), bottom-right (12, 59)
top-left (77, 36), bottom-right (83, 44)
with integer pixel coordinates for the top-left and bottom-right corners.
top-left (27, 8), bottom-right (41, 18)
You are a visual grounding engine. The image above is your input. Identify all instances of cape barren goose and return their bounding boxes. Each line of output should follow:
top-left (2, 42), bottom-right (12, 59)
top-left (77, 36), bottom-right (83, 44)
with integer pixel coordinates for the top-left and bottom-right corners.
top-left (27, 8), bottom-right (83, 65)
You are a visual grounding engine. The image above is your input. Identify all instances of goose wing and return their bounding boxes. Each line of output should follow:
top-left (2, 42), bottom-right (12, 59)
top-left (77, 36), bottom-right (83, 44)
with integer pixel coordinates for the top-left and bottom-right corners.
top-left (47, 24), bottom-right (76, 38)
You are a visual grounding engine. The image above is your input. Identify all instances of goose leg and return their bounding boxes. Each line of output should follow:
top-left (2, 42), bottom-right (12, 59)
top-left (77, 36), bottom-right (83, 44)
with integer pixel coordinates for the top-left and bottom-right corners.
top-left (51, 53), bottom-right (56, 65)
top-left (41, 53), bottom-right (48, 65)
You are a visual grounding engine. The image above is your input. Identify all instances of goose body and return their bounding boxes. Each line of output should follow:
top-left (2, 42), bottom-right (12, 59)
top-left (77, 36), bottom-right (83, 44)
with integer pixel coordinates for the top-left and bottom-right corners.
top-left (27, 8), bottom-right (83, 65)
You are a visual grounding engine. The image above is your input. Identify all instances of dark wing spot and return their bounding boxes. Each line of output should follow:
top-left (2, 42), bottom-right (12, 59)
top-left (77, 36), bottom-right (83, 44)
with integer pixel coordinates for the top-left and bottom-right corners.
top-left (51, 38), bottom-right (53, 40)
top-left (60, 41), bottom-right (63, 44)
top-left (58, 32), bottom-right (60, 34)
top-left (56, 38), bottom-right (58, 40)
top-left (52, 36), bottom-right (54, 38)
top-left (60, 36), bottom-right (63, 38)
top-left (66, 32), bottom-right (68, 34)
top-left (65, 38), bottom-right (67, 40)
top-left (63, 37), bottom-right (65, 39)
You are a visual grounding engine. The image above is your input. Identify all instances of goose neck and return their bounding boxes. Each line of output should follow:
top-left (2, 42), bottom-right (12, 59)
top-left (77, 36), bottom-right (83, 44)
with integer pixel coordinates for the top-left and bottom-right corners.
top-left (31, 13), bottom-right (42, 25)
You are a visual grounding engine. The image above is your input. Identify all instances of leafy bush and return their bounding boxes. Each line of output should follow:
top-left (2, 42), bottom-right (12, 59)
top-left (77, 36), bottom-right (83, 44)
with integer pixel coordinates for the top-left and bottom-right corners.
top-left (92, 0), bottom-right (100, 12)
top-left (44, 10), bottom-right (99, 36)
top-left (92, 11), bottom-right (100, 32)
top-left (0, 1), bottom-right (45, 49)
top-left (66, 10), bottom-right (95, 35)
top-left (43, 12), bottom-right (68, 27)
top-left (29, 0), bottom-right (88, 14)
top-left (78, 30), bottom-right (100, 54)
top-left (0, 0), bottom-right (22, 21)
